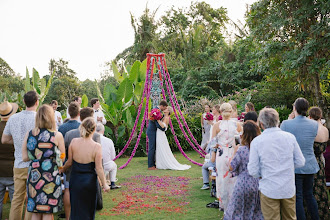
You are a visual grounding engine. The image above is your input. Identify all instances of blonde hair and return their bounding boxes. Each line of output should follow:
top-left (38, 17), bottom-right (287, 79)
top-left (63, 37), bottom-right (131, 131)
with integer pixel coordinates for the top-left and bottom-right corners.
top-left (79, 117), bottom-right (96, 138)
top-left (34, 104), bottom-right (56, 133)
top-left (220, 103), bottom-right (233, 119)
top-left (228, 100), bottom-right (237, 111)
top-left (167, 106), bottom-right (174, 115)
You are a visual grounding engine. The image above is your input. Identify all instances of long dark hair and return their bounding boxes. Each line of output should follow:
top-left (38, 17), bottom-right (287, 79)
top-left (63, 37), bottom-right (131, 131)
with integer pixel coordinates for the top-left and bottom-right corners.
top-left (241, 120), bottom-right (261, 148)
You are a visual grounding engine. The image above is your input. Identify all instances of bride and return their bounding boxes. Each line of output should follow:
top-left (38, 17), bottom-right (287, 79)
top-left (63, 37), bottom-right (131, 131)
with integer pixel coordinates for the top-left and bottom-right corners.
top-left (155, 106), bottom-right (191, 170)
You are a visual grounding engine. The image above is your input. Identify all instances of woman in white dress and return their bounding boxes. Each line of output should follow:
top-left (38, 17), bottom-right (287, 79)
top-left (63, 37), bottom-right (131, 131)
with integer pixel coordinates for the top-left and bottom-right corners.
top-left (209, 104), bottom-right (221, 141)
top-left (210, 103), bottom-right (242, 211)
top-left (155, 106), bottom-right (191, 170)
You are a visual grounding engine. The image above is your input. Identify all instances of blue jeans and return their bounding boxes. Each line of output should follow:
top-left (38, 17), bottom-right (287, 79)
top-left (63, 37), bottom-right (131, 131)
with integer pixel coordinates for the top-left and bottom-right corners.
top-left (295, 174), bottom-right (319, 220)
top-left (0, 177), bottom-right (14, 219)
top-left (202, 161), bottom-right (215, 184)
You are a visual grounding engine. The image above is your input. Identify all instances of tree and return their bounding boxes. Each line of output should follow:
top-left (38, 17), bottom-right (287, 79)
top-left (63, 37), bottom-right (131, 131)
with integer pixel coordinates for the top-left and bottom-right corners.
top-left (80, 79), bottom-right (98, 103)
top-left (0, 57), bottom-right (16, 77)
top-left (44, 76), bottom-right (81, 111)
top-left (49, 58), bottom-right (77, 78)
top-left (247, 0), bottom-right (330, 125)
top-left (115, 5), bottom-right (159, 64)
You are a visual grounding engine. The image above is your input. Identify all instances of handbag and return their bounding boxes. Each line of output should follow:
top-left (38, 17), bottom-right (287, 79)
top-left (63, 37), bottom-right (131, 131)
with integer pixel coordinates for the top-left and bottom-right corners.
top-left (96, 181), bottom-right (103, 210)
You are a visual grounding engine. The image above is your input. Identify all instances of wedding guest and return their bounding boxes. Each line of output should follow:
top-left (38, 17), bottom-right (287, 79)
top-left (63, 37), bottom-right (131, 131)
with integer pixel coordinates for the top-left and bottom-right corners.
top-left (2, 91), bottom-right (38, 220)
top-left (200, 104), bottom-right (212, 150)
top-left (280, 98), bottom-right (319, 220)
top-left (91, 98), bottom-right (106, 125)
top-left (63, 107), bottom-right (101, 219)
top-left (307, 107), bottom-right (329, 219)
top-left (59, 102), bottom-right (80, 138)
top-left (210, 103), bottom-right (242, 211)
top-left (66, 97), bottom-right (81, 119)
top-left (58, 102), bottom-right (80, 220)
top-left (50, 100), bottom-right (63, 130)
top-left (249, 107), bottom-right (305, 220)
top-left (239, 102), bottom-right (255, 121)
top-left (0, 101), bottom-right (18, 219)
top-left (209, 104), bottom-right (221, 139)
top-left (245, 102), bottom-right (255, 113)
top-left (243, 111), bottom-right (258, 122)
top-left (60, 117), bottom-right (110, 220)
top-left (22, 104), bottom-right (65, 220)
top-left (228, 100), bottom-right (238, 119)
top-left (224, 121), bottom-right (263, 220)
top-left (96, 123), bottom-right (120, 189)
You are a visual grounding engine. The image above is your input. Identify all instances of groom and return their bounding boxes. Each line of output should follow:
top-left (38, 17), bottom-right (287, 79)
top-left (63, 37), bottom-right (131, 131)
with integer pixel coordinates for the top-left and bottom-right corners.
top-left (147, 100), bottom-right (168, 170)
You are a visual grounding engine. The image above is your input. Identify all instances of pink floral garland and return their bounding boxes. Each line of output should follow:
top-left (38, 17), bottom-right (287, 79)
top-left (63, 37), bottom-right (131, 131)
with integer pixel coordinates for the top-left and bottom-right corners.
top-left (116, 54), bottom-right (203, 168)
top-left (162, 57), bottom-right (207, 155)
top-left (113, 59), bottom-right (150, 161)
top-left (159, 60), bottom-right (206, 156)
top-left (119, 58), bottom-right (154, 169)
top-left (159, 67), bottom-right (205, 158)
top-left (160, 83), bottom-right (203, 166)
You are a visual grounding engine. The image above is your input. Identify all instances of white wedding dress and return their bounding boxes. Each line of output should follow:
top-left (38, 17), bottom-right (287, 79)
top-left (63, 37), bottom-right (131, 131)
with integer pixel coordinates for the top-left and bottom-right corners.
top-left (156, 122), bottom-right (191, 170)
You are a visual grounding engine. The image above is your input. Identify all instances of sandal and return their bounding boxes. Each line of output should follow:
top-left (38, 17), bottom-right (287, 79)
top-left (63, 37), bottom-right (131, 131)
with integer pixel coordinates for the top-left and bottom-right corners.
top-left (206, 201), bottom-right (219, 208)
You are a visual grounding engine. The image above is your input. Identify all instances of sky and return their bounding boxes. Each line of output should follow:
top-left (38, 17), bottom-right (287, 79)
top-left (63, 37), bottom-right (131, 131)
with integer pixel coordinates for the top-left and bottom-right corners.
top-left (0, 0), bottom-right (256, 81)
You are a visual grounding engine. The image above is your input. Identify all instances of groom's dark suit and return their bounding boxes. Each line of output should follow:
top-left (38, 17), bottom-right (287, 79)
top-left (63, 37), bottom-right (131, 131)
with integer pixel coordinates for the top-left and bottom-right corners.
top-left (147, 107), bottom-right (166, 168)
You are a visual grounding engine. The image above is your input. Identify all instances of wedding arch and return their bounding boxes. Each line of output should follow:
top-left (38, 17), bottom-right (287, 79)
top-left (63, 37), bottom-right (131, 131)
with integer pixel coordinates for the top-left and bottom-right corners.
top-left (113, 53), bottom-right (207, 169)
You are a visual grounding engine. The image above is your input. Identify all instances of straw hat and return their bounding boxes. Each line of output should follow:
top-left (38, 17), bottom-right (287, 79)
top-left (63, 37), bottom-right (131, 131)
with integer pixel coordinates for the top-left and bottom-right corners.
top-left (0, 101), bottom-right (18, 119)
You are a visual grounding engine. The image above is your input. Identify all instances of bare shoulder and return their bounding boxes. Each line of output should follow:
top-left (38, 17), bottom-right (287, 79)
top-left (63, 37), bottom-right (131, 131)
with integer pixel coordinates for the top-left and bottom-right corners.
top-left (214, 121), bottom-right (221, 127)
top-left (55, 131), bottom-right (63, 139)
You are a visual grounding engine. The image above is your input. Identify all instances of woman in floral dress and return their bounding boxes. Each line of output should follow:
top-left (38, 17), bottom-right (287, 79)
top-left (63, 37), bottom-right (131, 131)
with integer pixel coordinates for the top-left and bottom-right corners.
top-left (22, 105), bottom-right (65, 220)
top-left (224, 120), bottom-right (263, 220)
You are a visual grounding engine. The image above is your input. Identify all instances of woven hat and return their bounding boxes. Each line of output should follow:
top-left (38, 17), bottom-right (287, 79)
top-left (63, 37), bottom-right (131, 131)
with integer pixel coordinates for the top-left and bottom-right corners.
top-left (0, 101), bottom-right (18, 118)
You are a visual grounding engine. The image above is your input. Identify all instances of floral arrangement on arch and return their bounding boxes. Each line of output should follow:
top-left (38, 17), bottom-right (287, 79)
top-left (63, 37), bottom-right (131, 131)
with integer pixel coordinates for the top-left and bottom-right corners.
top-left (148, 108), bottom-right (163, 121)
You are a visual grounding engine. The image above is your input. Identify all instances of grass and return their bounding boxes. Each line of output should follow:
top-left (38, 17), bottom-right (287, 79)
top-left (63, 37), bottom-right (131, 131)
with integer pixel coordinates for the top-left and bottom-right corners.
top-left (2, 151), bottom-right (222, 220)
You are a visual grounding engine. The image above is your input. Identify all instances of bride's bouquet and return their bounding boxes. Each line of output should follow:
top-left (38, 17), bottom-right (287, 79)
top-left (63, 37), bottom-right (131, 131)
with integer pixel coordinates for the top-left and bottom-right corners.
top-left (204, 112), bottom-right (214, 121)
top-left (149, 108), bottom-right (163, 120)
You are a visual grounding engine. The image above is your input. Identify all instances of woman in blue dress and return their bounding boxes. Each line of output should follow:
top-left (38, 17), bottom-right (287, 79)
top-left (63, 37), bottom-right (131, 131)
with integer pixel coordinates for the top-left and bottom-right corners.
top-left (224, 120), bottom-right (264, 220)
top-left (60, 117), bottom-right (110, 220)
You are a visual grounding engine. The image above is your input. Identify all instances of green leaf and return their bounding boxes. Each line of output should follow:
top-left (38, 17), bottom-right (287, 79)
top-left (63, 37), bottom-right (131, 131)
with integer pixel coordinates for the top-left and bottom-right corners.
top-left (125, 109), bottom-right (133, 128)
top-left (129, 61), bottom-right (140, 84)
top-left (39, 69), bottom-right (55, 105)
top-left (32, 68), bottom-right (41, 94)
top-left (103, 84), bottom-right (117, 105)
top-left (101, 103), bottom-right (114, 124)
top-left (139, 59), bottom-right (147, 81)
top-left (40, 78), bottom-right (46, 96)
top-left (81, 94), bottom-right (88, 107)
top-left (117, 125), bottom-right (126, 138)
top-left (25, 67), bottom-right (31, 92)
top-left (95, 80), bottom-right (105, 103)
top-left (117, 78), bottom-right (133, 103)
top-left (112, 61), bottom-right (124, 83)
top-left (104, 125), bottom-right (113, 138)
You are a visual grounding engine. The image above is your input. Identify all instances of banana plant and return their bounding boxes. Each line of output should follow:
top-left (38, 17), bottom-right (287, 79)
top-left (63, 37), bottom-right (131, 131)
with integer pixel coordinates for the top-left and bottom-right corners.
top-left (0, 90), bottom-right (25, 112)
top-left (96, 59), bottom-right (148, 148)
top-left (25, 68), bottom-right (55, 106)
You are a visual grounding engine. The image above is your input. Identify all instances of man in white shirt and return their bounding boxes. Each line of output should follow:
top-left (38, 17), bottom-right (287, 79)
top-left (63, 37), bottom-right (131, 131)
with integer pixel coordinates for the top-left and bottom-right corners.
top-left (91, 98), bottom-right (106, 125)
top-left (50, 100), bottom-right (63, 130)
top-left (2, 91), bottom-right (39, 220)
top-left (247, 108), bottom-right (305, 220)
top-left (96, 123), bottom-right (120, 189)
top-left (66, 96), bottom-right (82, 120)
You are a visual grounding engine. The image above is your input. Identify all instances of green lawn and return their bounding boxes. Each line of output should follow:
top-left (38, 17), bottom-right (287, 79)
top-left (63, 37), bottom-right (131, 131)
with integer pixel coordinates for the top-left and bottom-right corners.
top-left (2, 151), bottom-right (222, 219)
